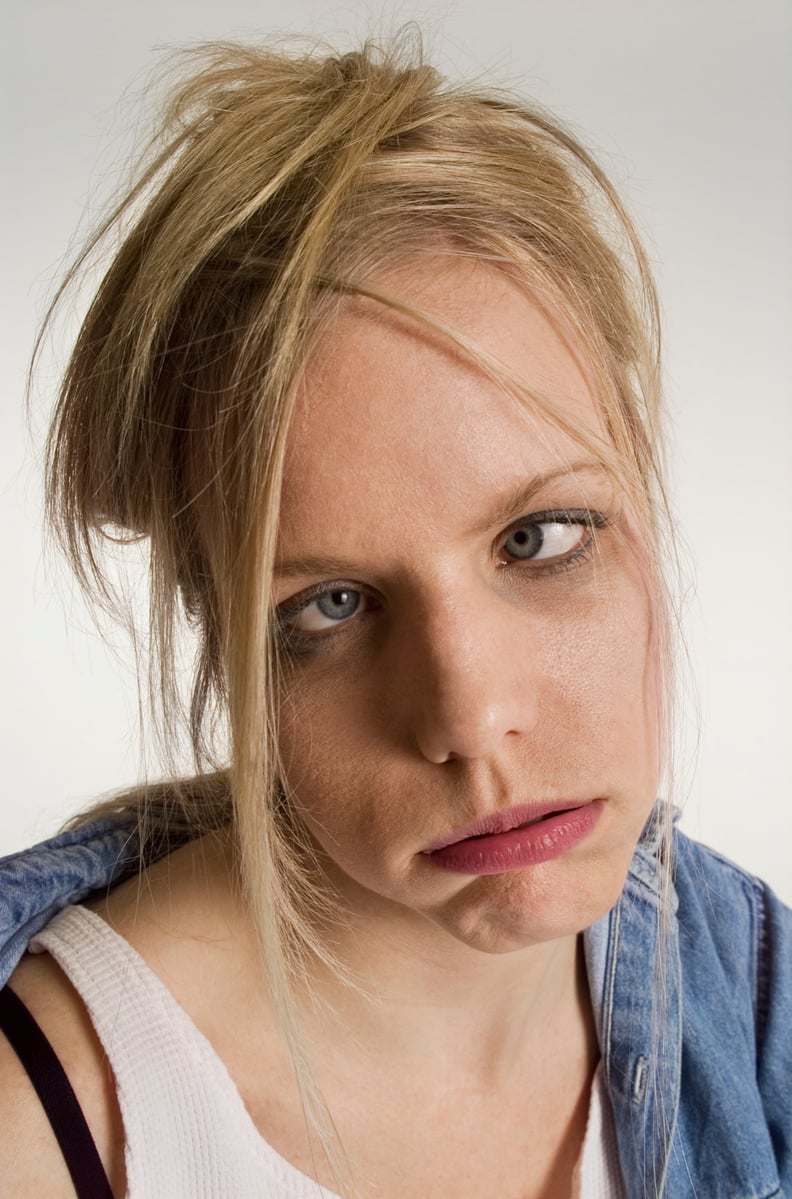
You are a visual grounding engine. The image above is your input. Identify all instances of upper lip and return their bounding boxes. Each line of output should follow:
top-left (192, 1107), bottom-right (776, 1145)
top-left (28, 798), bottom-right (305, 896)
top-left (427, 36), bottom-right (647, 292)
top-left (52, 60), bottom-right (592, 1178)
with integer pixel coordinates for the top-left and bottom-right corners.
top-left (421, 799), bottom-right (591, 853)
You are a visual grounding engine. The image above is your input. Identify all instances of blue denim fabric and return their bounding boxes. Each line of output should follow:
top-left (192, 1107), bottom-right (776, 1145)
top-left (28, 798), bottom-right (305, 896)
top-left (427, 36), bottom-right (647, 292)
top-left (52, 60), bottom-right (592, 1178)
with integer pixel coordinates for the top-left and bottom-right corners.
top-left (0, 816), bottom-right (140, 986)
top-left (585, 818), bottom-right (790, 1198)
top-left (1, 808), bottom-right (789, 1198)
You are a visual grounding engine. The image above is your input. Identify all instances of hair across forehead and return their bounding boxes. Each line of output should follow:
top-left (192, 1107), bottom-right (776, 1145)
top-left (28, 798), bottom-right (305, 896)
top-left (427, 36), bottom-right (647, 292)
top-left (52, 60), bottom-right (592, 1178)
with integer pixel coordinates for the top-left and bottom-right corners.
top-left (48, 34), bottom-right (661, 530)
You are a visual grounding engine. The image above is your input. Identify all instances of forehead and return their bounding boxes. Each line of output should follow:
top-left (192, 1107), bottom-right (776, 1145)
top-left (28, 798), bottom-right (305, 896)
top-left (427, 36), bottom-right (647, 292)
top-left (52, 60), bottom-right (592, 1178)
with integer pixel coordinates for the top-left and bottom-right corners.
top-left (280, 258), bottom-right (606, 560)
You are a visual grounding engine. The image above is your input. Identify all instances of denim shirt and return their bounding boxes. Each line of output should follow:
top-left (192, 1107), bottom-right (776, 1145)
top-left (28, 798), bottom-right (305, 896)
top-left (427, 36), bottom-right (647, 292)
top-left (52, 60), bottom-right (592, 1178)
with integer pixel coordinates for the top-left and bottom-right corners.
top-left (1, 809), bottom-right (789, 1199)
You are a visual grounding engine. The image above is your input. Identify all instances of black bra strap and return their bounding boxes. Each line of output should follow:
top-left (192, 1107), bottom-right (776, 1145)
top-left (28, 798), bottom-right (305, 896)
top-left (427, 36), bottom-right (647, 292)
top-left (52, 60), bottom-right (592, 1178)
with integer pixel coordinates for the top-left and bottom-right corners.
top-left (0, 985), bottom-right (114, 1198)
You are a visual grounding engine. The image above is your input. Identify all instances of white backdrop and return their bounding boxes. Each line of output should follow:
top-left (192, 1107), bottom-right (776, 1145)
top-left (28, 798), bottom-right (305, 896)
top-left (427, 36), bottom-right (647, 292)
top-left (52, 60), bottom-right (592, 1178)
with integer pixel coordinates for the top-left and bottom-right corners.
top-left (2, 0), bottom-right (790, 903)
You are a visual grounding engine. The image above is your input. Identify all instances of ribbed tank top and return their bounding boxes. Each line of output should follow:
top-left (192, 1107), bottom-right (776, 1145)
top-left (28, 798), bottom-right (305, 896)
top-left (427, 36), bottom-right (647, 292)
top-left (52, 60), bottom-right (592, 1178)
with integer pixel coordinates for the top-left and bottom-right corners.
top-left (31, 906), bottom-right (624, 1198)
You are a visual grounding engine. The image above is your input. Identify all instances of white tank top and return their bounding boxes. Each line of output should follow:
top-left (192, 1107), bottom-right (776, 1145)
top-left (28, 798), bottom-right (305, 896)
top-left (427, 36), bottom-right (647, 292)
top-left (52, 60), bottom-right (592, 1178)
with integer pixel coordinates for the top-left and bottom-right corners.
top-left (31, 906), bottom-right (624, 1198)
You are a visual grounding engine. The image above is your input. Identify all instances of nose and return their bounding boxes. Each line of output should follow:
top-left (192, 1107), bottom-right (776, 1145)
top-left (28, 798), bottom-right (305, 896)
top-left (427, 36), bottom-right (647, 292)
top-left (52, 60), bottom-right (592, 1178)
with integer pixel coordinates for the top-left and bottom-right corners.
top-left (388, 589), bottom-right (539, 764)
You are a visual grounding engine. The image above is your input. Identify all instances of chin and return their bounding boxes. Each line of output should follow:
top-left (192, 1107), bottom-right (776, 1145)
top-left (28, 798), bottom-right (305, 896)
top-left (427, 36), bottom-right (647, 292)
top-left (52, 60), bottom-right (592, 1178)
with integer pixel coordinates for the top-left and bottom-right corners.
top-left (428, 858), bottom-right (629, 954)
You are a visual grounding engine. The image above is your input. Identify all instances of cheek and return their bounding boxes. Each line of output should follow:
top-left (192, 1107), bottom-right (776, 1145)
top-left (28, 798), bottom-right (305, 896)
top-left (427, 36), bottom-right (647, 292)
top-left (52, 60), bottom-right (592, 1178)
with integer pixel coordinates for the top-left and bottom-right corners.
top-left (551, 593), bottom-right (655, 730)
top-left (276, 680), bottom-right (411, 866)
top-left (520, 559), bottom-right (660, 791)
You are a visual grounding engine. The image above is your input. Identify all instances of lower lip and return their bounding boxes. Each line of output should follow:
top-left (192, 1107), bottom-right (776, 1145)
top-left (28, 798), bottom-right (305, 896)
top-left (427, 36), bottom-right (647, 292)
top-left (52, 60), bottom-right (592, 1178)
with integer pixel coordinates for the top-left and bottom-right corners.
top-left (425, 801), bottom-right (604, 875)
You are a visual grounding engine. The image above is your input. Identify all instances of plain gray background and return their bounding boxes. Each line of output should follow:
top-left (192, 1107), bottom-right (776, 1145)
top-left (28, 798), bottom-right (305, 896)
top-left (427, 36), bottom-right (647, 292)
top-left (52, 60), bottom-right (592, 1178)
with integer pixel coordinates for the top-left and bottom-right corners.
top-left (2, 0), bottom-right (790, 903)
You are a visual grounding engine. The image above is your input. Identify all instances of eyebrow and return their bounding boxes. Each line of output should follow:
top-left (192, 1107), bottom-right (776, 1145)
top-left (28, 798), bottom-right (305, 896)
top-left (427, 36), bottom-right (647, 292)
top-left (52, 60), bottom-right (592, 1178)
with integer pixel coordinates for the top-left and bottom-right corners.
top-left (274, 458), bottom-right (606, 580)
top-left (274, 552), bottom-right (364, 580)
top-left (478, 459), bottom-right (607, 533)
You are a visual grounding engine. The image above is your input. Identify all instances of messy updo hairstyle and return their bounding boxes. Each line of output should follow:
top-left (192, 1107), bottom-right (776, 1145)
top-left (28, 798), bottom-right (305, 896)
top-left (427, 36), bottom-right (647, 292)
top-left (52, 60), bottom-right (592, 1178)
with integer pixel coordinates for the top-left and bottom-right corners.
top-left (41, 30), bottom-right (673, 1190)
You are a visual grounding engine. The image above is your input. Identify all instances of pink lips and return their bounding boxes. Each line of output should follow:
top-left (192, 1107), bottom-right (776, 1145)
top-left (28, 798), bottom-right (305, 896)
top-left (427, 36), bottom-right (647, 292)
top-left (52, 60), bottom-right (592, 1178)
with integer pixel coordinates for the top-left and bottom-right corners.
top-left (421, 799), bottom-right (604, 875)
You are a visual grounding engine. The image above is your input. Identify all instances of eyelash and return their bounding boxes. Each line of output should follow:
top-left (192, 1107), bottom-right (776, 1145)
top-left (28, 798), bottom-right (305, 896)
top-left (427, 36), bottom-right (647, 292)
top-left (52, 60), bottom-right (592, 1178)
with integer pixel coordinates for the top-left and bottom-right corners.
top-left (275, 508), bottom-right (609, 655)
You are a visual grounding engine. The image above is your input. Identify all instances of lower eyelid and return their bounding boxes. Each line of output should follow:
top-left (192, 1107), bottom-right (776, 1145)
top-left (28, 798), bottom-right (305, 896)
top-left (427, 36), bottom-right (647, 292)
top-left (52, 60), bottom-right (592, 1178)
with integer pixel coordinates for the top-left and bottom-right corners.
top-left (505, 536), bottom-right (596, 577)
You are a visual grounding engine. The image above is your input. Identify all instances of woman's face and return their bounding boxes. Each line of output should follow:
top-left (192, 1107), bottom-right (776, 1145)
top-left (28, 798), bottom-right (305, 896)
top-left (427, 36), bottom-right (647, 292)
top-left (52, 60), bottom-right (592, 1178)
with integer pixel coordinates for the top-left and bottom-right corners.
top-left (274, 257), bottom-right (659, 955)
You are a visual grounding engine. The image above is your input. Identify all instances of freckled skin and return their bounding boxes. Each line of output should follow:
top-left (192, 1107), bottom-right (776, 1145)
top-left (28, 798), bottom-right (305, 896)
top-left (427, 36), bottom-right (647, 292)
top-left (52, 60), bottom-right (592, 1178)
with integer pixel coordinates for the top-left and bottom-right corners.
top-left (276, 256), bottom-right (659, 957)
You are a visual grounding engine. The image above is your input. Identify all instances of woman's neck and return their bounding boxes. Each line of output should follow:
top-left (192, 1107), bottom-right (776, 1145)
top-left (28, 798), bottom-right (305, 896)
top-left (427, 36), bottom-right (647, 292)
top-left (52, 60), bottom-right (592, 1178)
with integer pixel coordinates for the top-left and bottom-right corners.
top-left (97, 830), bottom-right (599, 1093)
top-left (298, 901), bottom-right (594, 1091)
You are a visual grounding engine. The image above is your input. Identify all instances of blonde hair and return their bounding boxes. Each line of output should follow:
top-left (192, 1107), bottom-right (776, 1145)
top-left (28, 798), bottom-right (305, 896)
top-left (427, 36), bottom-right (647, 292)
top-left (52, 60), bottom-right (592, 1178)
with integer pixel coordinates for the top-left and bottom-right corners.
top-left (42, 31), bottom-right (675, 1193)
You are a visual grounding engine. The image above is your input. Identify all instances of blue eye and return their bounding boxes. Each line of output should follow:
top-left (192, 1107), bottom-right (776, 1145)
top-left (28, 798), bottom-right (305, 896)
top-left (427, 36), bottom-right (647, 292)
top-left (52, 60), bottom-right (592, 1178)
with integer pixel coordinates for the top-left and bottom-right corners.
top-left (503, 524), bottom-right (545, 559)
top-left (315, 589), bottom-right (361, 622)
top-left (502, 515), bottom-right (591, 563)
top-left (281, 586), bottom-right (367, 635)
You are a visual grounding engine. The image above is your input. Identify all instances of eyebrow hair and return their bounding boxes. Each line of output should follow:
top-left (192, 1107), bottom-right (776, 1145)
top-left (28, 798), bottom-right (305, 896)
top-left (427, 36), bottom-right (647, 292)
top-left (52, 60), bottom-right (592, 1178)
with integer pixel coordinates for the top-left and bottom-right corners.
top-left (274, 458), bottom-right (607, 580)
top-left (479, 459), bottom-right (607, 533)
top-left (274, 552), bottom-right (364, 580)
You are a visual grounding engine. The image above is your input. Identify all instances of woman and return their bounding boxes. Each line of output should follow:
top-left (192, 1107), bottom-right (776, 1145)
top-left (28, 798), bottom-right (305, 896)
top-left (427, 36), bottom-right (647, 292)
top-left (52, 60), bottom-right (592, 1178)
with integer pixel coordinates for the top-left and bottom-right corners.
top-left (0, 36), bottom-right (789, 1199)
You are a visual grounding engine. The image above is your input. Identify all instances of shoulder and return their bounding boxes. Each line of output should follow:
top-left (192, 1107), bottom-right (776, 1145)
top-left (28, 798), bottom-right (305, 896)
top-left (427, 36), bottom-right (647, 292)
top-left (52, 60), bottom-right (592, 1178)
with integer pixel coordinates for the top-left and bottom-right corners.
top-left (0, 973), bottom-right (76, 1197)
top-left (1, 950), bottom-right (126, 1196)
top-left (671, 827), bottom-right (792, 1020)
top-left (671, 826), bottom-right (792, 973)
top-left (0, 1034), bottom-right (78, 1196)
top-left (623, 812), bottom-right (792, 988)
